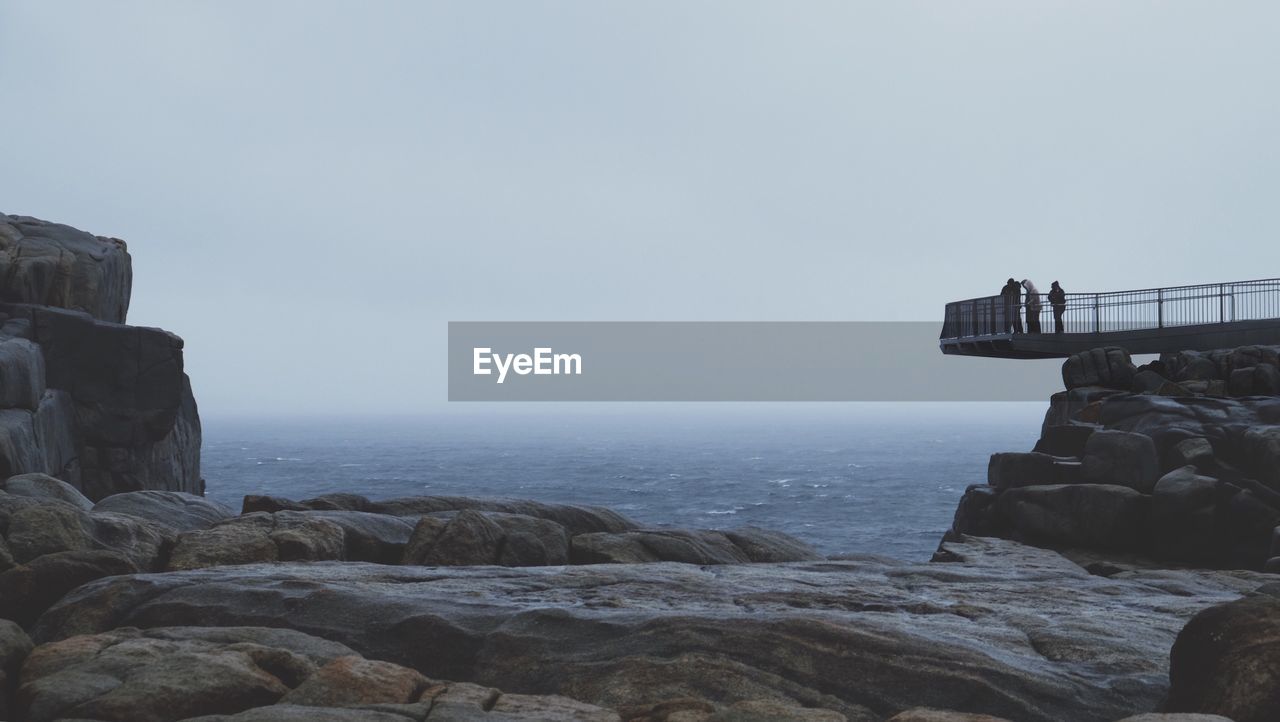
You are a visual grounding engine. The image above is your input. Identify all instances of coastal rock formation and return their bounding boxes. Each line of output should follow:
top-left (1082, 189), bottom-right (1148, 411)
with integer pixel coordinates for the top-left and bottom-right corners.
top-left (952, 344), bottom-right (1280, 570)
top-left (0, 213), bottom-right (201, 500)
top-left (29, 535), bottom-right (1271, 722)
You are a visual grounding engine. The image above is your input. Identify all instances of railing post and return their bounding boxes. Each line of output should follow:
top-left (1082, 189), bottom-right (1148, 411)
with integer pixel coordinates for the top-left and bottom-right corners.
top-left (1220, 284), bottom-right (1225, 323)
top-left (1157, 289), bottom-right (1163, 328)
top-left (1093, 294), bottom-right (1100, 333)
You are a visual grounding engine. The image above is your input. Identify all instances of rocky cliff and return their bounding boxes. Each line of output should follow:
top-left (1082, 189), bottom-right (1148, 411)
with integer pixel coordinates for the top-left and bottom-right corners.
top-left (950, 344), bottom-right (1280, 573)
top-left (0, 213), bottom-right (201, 499)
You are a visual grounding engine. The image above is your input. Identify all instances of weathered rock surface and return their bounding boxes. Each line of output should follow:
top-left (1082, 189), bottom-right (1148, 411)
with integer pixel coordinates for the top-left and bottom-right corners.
top-left (1062, 347), bottom-right (1136, 390)
top-left (13, 625), bottom-right (619, 722)
top-left (0, 549), bottom-right (140, 627)
top-left (0, 492), bottom-right (174, 571)
top-left (0, 213), bottom-right (131, 323)
top-left (31, 536), bottom-right (1270, 722)
top-left (1, 472), bottom-right (92, 510)
top-left (93, 490), bottom-right (235, 533)
top-left (1163, 594), bottom-right (1280, 722)
top-left (167, 512), bottom-right (346, 571)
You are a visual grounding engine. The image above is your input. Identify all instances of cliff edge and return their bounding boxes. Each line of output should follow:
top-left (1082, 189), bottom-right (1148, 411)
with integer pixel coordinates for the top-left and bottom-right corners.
top-left (0, 213), bottom-right (200, 499)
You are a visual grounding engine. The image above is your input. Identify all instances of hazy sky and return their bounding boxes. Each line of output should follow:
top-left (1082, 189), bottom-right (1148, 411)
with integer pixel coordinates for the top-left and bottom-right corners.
top-left (2, 2), bottom-right (1278, 415)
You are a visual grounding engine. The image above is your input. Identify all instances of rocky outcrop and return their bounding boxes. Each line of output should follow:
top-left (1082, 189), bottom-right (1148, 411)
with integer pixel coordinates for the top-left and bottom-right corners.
top-left (952, 344), bottom-right (1280, 570)
top-left (0, 214), bottom-right (131, 323)
top-left (0, 213), bottom-right (201, 500)
top-left (30, 536), bottom-right (1270, 722)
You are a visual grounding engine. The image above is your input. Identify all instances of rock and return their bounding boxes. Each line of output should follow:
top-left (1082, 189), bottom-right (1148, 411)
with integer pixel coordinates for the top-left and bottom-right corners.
top-left (0, 549), bottom-right (139, 627)
top-left (885, 710), bottom-right (1013, 722)
top-left (1062, 347), bottom-right (1136, 390)
top-left (402, 510), bottom-right (504, 566)
top-left (12, 626), bottom-right (370, 722)
top-left (34, 537), bottom-right (1271, 722)
top-left (1041, 388), bottom-right (1126, 431)
top-left (1253, 363), bottom-right (1280, 395)
top-left (987, 452), bottom-right (1071, 490)
top-left (181, 705), bottom-right (427, 721)
top-left (487, 512), bottom-right (571, 567)
top-left (1132, 369), bottom-right (1173, 394)
top-left (704, 699), bottom-right (847, 721)
top-left (0, 337), bottom-right (44, 411)
top-left (0, 620), bottom-right (33, 720)
top-left (0, 214), bottom-right (131, 323)
top-left (279, 655), bottom-right (430, 707)
top-left (247, 493), bottom-right (639, 536)
top-left (1168, 438), bottom-right (1216, 473)
top-left (1081, 430), bottom-right (1160, 493)
top-left (1151, 467), bottom-right (1219, 511)
top-left (490, 692), bottom-right (622, 720)
top-left (1032, 425), bottom-right (1096, 458)
top-left (570, 529), bottom-right (752, 565)
top-left (0, 473), bottom-right (92, 510)
top-left (297, 510), bottom-right (415, 564)
top-left (946, 485), bottom-right (1003, 539)
top-left (92, 490), bottom-right (234, 532)
top-left (2, 500), bottom-right (173, 570)
top-left (1227, 367), bottom-right (1255, 396)
top-left (994, 484), bottom-right (1146, 550)
top-left (1164, 595), bottom-right (1280, 722)
top-left (167, 512), bottom-right (346, 571)
top-left (722, 527), bottom-right (822, 563)
top-left (1220, 489), bottom-right (1280, 569)
top-left (1243, 426), bottom-right (1280, 490)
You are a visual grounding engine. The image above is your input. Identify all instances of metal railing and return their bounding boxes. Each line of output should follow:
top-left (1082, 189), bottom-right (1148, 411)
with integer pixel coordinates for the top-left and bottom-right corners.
top-left (941, 278), bottom-right (1280, 340)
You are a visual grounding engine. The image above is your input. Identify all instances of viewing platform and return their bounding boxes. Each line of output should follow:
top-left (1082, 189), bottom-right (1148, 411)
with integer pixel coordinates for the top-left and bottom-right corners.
top-left (940, 278), bottom-right (1280, 359)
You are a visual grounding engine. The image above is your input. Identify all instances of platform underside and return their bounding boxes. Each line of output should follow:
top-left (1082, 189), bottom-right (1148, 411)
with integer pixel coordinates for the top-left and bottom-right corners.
top-left (939, 319), bottom-right (1280, 359)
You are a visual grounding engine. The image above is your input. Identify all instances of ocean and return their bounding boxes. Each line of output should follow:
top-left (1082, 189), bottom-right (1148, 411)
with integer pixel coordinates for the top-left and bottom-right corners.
top-left (201, 403), bottom-right (1045, 561)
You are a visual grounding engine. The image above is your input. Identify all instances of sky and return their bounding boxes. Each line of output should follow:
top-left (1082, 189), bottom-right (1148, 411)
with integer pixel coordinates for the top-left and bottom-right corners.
top-left (2, 2), bottom-right (1278, 415)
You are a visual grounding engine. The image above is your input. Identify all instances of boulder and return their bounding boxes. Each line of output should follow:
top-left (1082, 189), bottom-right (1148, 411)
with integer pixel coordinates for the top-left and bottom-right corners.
top-left (987, 452), bottom-right (1075, 490)
top-left (1168, 438), bottom-right (1216, 473)
top-left (278, 655), bottom-right (430, 707)
top-left (1062, 347), bottom-right (1136, 390)
top-left (722, 527), bottom-right (822, 563)
top-left (0, 214), bottom-right (132, 323)
top-left (295, 510), bottom-right (415, 564)
top-left (1243, 426), bottom-right (1280, 490)
top-left (1228, 367), bottom-right (1255, 397)
top-left (401, 509), bottom-right (504, 566)
top-left (1114, 716), bottom-right (1234, 722)
top-left (487, 512), bottom-right (571, 567)
top-left (994, 484), bottom-right (1146, 550)
top-left (167, 512), bottom-right (345, 571)
top-left (0, 620), bottom-right (33, 721)
top-left (1032, 425), bottom-right (1096, 458)
top-left (0, 549), bottom-right (139, 627)
top-left (92, 490), bottom-right (234, 532)
top-left (0, 337), bottom-right (44, 411)
top-left (947, 485), bottom-right (1003, 539)
top-left (1253, 363), bottom-right (1280, 395)
top-left (1147, 467), bottom-right (1220, 563)
top-left (1164, 595), bottom-right (1280, 722)
top-left (1081, 430), bottom-right (1160, 493)
top-left (0, 473), bottom-right (91, 510)
top-left (570, 529), bottom-right (752, 565)
top-left (2, 501), bottom-right (173, 570)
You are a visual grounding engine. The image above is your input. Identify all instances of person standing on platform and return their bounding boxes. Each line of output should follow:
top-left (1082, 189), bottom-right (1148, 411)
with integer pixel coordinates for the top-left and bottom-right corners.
top-left (1049, 281), bottom-right (1067, 334)
top-left (1022, 279), bottom-right (1043, 333)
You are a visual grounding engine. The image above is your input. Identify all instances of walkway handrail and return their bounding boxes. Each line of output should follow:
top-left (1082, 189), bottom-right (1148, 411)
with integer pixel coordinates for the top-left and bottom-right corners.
top-left (941, 277), bottom-right (1280, 340)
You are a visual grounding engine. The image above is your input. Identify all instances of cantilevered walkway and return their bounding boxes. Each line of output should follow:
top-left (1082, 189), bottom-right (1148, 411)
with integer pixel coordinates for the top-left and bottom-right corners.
top-left (940, 278), bottom-right (1280, 359)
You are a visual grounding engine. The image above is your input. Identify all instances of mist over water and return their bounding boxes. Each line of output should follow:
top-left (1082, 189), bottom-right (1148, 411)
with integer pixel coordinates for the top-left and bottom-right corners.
top-left (202, 403), bottom-right (1044, 561)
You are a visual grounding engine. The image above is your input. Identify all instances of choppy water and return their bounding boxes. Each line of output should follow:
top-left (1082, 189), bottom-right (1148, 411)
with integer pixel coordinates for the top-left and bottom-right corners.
top-left (201, 403), bottom-right (1043, 561)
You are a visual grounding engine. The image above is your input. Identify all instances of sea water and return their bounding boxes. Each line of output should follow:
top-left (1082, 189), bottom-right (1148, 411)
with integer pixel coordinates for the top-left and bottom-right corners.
top-left (201, 403), bottom-right (1044, 561)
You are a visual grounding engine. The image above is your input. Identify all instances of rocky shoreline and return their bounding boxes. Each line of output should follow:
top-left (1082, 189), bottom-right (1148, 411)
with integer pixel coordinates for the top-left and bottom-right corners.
top-left (3, 214), bottom-right (1278, 721)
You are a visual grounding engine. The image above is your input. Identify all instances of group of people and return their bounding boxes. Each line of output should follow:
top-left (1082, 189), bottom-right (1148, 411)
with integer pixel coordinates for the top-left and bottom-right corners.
top-left (999, 278), bottom-right (1067, 334)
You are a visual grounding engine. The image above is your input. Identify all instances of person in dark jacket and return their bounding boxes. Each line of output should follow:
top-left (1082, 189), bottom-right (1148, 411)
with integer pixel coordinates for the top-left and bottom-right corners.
top-left (1001, 278), bottom-right (1023, 333)
top-left (1048, 281), bottom-right (1067, 334)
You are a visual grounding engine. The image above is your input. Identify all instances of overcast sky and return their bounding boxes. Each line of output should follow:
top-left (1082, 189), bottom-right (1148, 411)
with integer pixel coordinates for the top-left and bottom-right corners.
top-left (2, 2), bottom-right (1278, 415)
